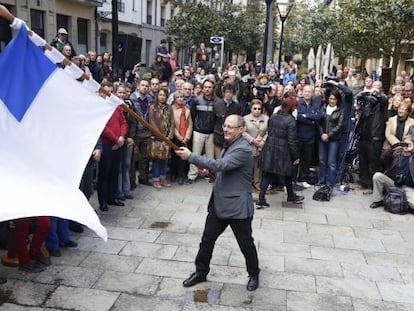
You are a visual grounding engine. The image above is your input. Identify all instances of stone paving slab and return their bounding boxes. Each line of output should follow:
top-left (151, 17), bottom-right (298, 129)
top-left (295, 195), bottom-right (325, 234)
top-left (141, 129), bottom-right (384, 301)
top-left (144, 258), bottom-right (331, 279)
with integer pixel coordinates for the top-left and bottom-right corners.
top-left (136, 258), bottom-right (195, 278)
top-left (219, 283), bottom-right (286, 310)
top-left (111, 293), bottom-right (183, 311)
top-left (316, 276), bottom-right (381, 300)
top-left (286, 291), bottom-right (353, 311)
top-left (98, 214), bottom-right (146, 228)
top-left (33, 265), bottom-right (104, 288)
top-left (0, 279), bottom-right (56, 306)
top-left (44, 285), bottom-right (120, 311)
top-left (352, 298), bottom-right (414, 311)
top-left (0, 304), bottom-right (61, 311)
top-left (377, 282), bottom-right (414, 304)
top-left (75, 236), bottom-right (128, 254)
top-left (79, 252), bottom-right (142, 272)
top-left (364, 252), bottom-right (414, 269)
top-left (94, 270), bottom-right (161, 295)
top-left (229, 254), bottom-right (284, 273)
top-left (259, 242), bottom-right (310, 258)
top-left (353, 228), bottom-right (405, 243)
top-left (307, 223), bottom-right (355, 236)
top-left (310, 246), bottom-right (367, 264)
top-left (260, 271), bottom-right (316, 292)
top-left (381, 239), bottom-right (414, 255)
top-left (341, 262), bottom-right (403, 283)
top-left (333, 236), bottom-right (386, 252)
top-left (261, 219), bottom-right (308, 233)
top-left (326, 214), bottom-right (373, 228)
top-left (285, 257), bottom-right (343, 277)
top-left (283, 231), bottom-right (334, 247)
top-left (283, 210), bottom-right (327, 224)
top-left (120, 241), bottom-right (178, 259)
top-left (182, 303), bottom-right (252, 311)
top-left (107, 227), bottom-right (162, 242)
top-left (156, 276), bottom-right (223, 303)
top-left (48, 248), bottom-right (90, 267)
top-left (173, 245), bottom-right (231, 266)
top-left (398, 267), bottom-right (414, 284)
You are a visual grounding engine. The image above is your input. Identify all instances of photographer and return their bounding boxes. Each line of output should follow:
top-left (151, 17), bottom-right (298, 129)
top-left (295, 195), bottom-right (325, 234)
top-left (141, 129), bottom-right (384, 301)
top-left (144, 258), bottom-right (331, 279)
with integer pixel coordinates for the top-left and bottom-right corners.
top-left (356, 82), bottom-right (388, 189)
top-left (370, 133), bottom-right (414, 209)
top-left (323, 79), bottom-right (353, 185)
top-left (252, 73), bottom-right (272, 104)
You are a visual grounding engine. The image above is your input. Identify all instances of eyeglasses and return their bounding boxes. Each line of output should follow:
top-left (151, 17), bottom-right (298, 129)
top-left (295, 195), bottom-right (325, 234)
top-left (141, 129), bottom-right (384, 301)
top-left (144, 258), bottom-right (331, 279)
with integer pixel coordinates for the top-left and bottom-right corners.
top-left (222, 124), bottom-right (241, 130)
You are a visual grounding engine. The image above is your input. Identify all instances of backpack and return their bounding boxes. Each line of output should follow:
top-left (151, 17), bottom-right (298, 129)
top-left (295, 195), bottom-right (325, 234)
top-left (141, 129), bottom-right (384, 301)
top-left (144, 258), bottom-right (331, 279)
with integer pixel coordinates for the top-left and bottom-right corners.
top-left (383, 186), bottom-right (409, 214)
top-left (313, 185), bottom-right (332, 202)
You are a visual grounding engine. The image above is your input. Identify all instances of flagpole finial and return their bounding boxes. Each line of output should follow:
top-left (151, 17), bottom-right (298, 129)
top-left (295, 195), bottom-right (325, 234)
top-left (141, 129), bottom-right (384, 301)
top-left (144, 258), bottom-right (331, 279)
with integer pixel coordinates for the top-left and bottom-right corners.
top-left (0, 5), bottom-right (15, 24)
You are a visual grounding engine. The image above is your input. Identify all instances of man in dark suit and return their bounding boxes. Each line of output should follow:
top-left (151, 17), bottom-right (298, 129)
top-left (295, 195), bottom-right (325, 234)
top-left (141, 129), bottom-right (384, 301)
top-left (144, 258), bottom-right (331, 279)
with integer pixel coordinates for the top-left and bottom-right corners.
top-left (176, 114), bottom-right (260, 291)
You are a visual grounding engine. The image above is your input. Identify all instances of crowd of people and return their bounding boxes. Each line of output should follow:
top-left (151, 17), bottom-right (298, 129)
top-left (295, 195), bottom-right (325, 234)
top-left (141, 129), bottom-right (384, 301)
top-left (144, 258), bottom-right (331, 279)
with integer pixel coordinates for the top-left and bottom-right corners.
top-left (1, 35), bottom-right (414, 285)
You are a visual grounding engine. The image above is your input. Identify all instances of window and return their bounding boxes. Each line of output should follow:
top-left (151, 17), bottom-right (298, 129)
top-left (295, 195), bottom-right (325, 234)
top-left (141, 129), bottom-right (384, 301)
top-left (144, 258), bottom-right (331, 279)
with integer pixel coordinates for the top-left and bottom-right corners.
top-left (56, 14), bottom-right (69, 35)
top-left (77, 18), bottom-right (88, 54)
top-left (100, 32), bottom-right (107, 53)
top-left (147, 15), bottom-right (152, 24)
top-left (118, 0), bottom-right (125, 12)
top-left (30, 9), bottom-right (44, 38)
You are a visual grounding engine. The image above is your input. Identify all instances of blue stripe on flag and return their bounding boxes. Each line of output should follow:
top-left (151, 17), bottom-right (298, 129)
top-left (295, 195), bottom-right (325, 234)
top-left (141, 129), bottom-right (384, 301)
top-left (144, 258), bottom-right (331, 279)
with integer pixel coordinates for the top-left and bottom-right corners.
top-left (0, 27), bottom-right (56, 121)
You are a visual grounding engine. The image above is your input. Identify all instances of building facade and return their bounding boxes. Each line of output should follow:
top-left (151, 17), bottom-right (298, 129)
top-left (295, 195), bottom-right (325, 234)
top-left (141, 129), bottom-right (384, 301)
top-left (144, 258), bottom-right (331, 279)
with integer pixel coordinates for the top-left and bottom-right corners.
top-left (0, 0), bottom-right (101, 55)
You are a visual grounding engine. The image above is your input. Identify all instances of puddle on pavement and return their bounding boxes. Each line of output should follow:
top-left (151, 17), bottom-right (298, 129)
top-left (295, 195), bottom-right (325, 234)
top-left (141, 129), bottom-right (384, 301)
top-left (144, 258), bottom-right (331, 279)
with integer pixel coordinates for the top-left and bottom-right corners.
top-left (150, 221), bottom-right (170, 228)
top-left (193, 289), bottom-right (220, 304)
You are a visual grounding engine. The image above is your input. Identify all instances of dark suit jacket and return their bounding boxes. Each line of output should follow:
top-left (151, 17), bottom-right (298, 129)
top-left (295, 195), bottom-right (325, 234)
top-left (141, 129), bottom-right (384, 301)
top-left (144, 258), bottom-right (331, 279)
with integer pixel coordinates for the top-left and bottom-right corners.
top-left (189, 136), bottom-right (254, 219)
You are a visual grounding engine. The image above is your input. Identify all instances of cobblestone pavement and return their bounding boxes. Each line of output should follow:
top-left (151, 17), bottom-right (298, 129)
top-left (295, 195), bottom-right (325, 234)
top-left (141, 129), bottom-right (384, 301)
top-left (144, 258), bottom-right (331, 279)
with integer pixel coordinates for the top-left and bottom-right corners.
top-left (1, 180), bottom-right (414, 310)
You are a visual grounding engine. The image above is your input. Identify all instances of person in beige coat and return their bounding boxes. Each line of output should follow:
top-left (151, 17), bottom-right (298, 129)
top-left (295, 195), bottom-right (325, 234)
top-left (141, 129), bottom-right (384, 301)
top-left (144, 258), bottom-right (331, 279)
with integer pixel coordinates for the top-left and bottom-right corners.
top-left (383, 104), bottom-right (414, 150)
top-left (242, 99), bottom-right (268, 191)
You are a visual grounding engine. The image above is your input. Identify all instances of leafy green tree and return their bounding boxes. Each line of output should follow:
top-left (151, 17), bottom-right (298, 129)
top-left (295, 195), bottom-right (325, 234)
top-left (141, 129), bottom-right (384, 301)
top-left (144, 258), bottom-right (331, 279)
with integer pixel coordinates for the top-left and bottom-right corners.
top-left (166, 0), bottom-right (262, 59)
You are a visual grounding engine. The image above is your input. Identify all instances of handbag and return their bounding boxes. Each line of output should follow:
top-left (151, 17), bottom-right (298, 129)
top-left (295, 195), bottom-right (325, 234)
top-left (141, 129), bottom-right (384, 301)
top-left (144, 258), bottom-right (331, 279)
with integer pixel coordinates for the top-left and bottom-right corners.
top-left (147, 139), bottom-right (171, 160)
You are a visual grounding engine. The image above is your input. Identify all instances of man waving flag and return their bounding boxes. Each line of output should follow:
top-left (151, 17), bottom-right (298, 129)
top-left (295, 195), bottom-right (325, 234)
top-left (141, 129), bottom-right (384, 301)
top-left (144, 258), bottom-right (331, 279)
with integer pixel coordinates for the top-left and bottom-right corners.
top-left (0, 21), bottom-right (118, 240)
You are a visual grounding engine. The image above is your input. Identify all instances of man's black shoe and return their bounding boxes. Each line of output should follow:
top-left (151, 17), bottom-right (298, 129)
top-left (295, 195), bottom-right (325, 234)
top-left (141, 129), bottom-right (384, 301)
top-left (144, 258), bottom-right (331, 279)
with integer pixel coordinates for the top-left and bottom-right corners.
top-left (370, 201), bottom-right (384, 209)
top-left (177, 177), bottom-right (184, 185)
top-left (108, 199), bottom-right (125, 206)
top-left (124, 194), bottom-right (134, 200)
top-left (48, 249), bottom-right (62, 257)
top-left (247, 275), bottom-right (259, 291)
top-left (118, 196), bottom-right (126, 201)
top-left (139, 179), bottom-right (151, 186)
top-left (182, 272), bottom-right (207, 287)
top-left (60, 241), bottom-right (78, 248)
top-left (19, 261), bottom-right (44, 273)
top-left (0, 277), bottom-right (6, 284)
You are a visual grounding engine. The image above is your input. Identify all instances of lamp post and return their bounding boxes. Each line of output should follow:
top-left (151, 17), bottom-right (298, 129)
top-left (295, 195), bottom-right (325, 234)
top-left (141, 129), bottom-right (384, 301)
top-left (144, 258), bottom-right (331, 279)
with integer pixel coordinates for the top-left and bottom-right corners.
top-left (261, 0), bottom-right (273, 73)
top-left (276, 0), bottom-right (294, 82)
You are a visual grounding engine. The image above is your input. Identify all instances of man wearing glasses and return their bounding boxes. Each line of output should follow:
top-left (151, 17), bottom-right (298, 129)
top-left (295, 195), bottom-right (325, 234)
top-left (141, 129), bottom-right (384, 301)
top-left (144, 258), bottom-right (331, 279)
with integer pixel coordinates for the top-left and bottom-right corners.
top-left (176, 114), bottom-right (260, 291)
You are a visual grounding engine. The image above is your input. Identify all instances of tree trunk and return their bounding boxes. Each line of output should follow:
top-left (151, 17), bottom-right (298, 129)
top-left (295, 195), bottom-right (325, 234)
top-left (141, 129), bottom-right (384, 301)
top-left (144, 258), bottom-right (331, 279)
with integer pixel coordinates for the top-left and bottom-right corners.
top-left (391, 39), bottom-right (402, 84)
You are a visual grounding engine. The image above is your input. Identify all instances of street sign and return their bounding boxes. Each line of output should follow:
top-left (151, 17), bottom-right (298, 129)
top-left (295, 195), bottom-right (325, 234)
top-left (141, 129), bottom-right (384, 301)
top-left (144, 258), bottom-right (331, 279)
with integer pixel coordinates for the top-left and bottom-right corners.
top-left (210, 36), bottom-right (223, 44)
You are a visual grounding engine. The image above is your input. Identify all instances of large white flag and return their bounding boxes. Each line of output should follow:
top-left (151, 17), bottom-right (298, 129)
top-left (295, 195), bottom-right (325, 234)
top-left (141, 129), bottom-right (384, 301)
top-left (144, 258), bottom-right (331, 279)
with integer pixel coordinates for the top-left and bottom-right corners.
top-left (0, 26), bottom-right (118, 240)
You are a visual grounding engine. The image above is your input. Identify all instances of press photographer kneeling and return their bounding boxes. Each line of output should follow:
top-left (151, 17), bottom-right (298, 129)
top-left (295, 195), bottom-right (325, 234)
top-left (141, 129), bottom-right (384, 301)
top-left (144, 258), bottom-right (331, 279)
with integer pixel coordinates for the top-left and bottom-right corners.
top-left (370, 129), bottom-right (414, 213)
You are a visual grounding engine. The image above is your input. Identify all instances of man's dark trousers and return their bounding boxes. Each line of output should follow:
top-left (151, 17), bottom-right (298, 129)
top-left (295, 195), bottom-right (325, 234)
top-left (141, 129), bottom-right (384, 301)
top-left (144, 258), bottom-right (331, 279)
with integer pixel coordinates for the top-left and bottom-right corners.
top-left (195, 209), bottom-right (259, 277)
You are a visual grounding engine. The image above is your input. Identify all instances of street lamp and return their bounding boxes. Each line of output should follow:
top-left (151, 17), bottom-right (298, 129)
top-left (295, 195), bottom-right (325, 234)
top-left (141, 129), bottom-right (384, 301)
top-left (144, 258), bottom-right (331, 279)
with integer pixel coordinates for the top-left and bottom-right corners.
top-left (276, 0), bottom-right (294, 81)
top-left (261, 0), bottom-right (273, 73)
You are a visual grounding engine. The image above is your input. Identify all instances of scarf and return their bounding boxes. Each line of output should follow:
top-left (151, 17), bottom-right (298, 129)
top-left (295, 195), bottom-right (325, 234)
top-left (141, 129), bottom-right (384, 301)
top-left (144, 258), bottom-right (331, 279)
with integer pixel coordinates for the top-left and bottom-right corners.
top-left (178, 104), bottom-right (187, 140)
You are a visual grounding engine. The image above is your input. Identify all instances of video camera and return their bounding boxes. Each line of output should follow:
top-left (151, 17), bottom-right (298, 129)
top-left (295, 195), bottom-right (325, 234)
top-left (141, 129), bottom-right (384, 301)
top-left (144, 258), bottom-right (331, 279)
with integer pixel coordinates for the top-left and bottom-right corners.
top-left (254, 83), bottom-right (272, 101)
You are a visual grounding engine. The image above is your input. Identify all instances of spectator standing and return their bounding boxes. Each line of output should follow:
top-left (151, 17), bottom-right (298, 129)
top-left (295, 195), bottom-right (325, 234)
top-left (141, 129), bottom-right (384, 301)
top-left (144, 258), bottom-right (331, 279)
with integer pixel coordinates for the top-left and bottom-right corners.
top-left (149, 88), bottom-right (175, 188)
top-left (50, 28), bottom-right (76, 57)
top-left (243, 99), bottom-right (268, 191)
top-left (295, 85), bottom-right (322, 188)
top-left (257, 96), bottom-right (303, 208)
top-left (130, 79), bottom-right (154, 186)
